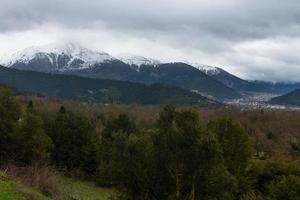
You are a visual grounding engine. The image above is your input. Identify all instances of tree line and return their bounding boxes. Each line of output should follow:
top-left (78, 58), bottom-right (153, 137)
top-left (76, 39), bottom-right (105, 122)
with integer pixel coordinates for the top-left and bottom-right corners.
top-left (0, 87), bottom-right (299, 200)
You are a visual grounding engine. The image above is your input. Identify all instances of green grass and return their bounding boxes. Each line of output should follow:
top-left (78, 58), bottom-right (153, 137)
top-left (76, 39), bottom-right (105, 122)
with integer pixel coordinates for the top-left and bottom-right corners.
top-left (63, 178), bottom-right (114, 200)
top-left (0, 170), bottom-right (114, 200)
top-left (0, 180), bottom-right (25, 200)
top-left (0, 171), bottom-right (50, 200)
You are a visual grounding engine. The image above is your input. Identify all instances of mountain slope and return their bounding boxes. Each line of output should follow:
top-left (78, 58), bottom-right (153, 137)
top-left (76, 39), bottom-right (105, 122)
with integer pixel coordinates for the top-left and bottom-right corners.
top-left (269, 89), bottom-right (300, 106)
top-left (136, 62), bottom-right (242, 99)
top-left (191, 63), bottom-right (272, 93)
top-left (2, 44), bottom-right (241, 100)
top-left (250, 81), bottom-right (300, 94)
top-left (73, 62), bottom-right (242, 99)
top-left (0, 65), bottom-right (218, 106)
top-left (191, 63), bottom-right (300, 95)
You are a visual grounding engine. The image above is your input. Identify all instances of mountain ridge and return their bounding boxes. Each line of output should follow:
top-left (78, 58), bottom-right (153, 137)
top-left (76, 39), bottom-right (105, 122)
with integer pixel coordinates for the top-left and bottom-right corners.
top-left (2, 43), bottom-right (241, 100)
top-left (2, 43), bottom-right (300, 101)
top-left (0, 64), bottom-right (219, 106)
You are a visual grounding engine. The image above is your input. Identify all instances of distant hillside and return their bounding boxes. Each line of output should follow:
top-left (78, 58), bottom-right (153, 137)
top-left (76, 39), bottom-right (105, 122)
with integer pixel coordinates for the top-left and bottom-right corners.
top-left (135, 63), bottom-right (242, 99)
top-left (0, 65), bottom-right (218, 106)
top-left (270, 89), bottom-right (300, 106)
top-left (250, 81), bottom-right (300, 94)
top-left (190, 63), bottom-right (300, 96)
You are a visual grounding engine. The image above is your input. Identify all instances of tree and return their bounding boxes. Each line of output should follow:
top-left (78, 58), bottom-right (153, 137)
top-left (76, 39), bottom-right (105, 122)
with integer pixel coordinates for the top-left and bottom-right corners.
top-left (103, 114), bottom-right (136, 139)
top-left (97, 113), bottom-right (137, 187)
top-left (17, 111), bottom-right (53, 163)
top-left (0, 87), bottom-right (22, 162)
top-left (208, 118), bottom-right (251, 175)
top-left (112, 106), bottom-right (238, 200)
top-left (48, 109), bottom-right (99, 172)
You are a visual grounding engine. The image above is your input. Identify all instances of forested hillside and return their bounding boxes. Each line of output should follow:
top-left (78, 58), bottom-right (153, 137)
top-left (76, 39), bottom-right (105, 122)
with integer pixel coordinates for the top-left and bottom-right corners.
top-left (0, 88), bottom-right (300, 200)
top-left (0, 65), bottom-right (217, 106)
top-left (270, 88), bottom-right (300, 106)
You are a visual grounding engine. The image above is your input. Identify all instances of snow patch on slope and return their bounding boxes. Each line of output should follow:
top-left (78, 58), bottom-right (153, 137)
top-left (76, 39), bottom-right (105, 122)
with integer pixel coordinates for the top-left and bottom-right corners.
top-left (117, 54), bottom-right (161, 71)
top-left (188, 63), bottom-right (221, 75)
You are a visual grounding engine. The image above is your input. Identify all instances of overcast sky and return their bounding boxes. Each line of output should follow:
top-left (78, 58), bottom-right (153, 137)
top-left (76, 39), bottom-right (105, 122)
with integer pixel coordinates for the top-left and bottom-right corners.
top-left (1, 0), bottom-right (300, 82)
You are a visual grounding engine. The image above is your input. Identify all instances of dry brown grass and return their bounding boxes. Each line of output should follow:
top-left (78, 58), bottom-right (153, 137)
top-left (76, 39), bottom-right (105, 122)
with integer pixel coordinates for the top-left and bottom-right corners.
top-left (2, 162), bottom-right (68, 200)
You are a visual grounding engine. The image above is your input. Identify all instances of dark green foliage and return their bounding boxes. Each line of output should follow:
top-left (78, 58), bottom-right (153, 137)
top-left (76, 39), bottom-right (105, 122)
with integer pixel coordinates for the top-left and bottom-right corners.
top-left (0, 87), bottom-right (21, 162)
top-left (58, 106), bottom-right (66, 114)
top-left (0, 87), bottom-right (52, 164)
top-left (267, 175), bottom-right (300, 200)
top-left (48, 109), bottom-right (99, 172)
top-left (27, 100), bottom-right (34, 110)
top-left (208, 118), bottom-right (252, 175)
top-left (246, 161), bottom-right (300, 196)
top-left (0, 89), bottom-right (299, 200)
top-left (108, 106), bottom-right (239, 200)
top-left (96, 113), bottom-right (137, 187)
top-left (16, 111), bottom-right (53, 163)
top-left (102, 114), bottom-right (136, 138)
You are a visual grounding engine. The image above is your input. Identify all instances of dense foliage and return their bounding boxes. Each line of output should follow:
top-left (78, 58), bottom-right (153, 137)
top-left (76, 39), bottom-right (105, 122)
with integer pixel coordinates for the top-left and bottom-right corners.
top-left (0, 87), bottom-right (300, 200)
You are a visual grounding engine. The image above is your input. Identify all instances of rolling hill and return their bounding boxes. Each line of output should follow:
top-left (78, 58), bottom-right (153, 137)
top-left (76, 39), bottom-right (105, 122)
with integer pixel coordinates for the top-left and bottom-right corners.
top-left (0, 65), bottom-right (218, 106)
top-left (269, 89), bottom-right (300, 106)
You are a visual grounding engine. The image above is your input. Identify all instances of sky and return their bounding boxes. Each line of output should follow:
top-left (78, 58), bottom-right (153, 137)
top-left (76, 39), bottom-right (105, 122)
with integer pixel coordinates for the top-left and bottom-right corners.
top-left (1, 0), bottom-right (300, 82)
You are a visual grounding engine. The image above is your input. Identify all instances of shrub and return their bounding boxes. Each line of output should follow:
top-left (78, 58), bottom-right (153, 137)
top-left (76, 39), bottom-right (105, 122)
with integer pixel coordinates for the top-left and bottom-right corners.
top-left (267, 175), bottom-right (300, 200)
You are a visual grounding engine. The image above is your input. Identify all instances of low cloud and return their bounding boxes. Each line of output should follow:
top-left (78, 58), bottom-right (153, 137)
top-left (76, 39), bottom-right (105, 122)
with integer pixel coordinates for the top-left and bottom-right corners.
top-left (1, 0), bottom-right (300, 82)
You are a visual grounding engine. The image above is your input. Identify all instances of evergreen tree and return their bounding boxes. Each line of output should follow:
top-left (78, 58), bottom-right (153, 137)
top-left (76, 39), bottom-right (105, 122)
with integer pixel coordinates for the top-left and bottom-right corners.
top-left (17, 111), bottom-right (53, 163)
top-left (48, 110), bottom-right (99, 172)
top-left (208, 118), bottom-right (251, 175)
top-left (0, 87), bottom-right (21, 162)
top-left (103, 114), bottom-right (136, 139)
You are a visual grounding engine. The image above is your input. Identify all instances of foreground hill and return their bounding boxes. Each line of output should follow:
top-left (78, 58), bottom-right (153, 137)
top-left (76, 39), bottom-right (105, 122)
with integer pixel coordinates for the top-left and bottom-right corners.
top-left (0, 65), bottom-right (218, 106)
top-left (270, 88), bottom-right (300, 106)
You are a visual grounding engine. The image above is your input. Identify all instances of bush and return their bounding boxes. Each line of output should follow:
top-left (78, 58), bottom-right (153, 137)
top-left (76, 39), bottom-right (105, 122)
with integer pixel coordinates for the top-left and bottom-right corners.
top-left (2, 163), bottom-right (68, 200)
top-left (267, 175), bottom-right (300, 200)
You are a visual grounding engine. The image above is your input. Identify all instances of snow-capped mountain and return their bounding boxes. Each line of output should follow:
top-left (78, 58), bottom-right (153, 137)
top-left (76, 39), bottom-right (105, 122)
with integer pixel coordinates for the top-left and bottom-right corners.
top-left (1, 43), bottom-right (117, 72)
top-left (4, 42), bottom-right (296, 100)
top-left (117, 54), bottom-right (161, 71)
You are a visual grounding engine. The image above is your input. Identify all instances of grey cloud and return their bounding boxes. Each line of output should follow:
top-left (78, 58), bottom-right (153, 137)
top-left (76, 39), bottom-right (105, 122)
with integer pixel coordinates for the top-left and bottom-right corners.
top-left (1, 0), bottom-right (300, 81)
top-left (2, 0), bottom-right (300, 40)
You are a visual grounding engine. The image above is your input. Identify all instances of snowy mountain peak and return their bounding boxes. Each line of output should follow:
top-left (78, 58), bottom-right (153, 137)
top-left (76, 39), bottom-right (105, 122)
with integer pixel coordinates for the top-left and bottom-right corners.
top-left (188, 63), bottom-right (221, 75)
top-left (1, 42), bottom-right (116, 70)
top-left (117, 54), bottom-right (161, 71)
